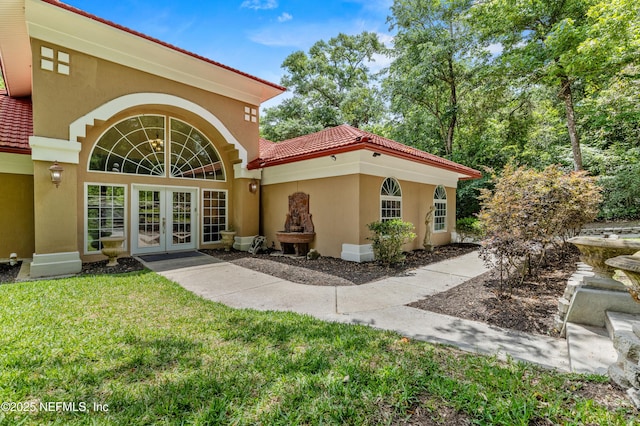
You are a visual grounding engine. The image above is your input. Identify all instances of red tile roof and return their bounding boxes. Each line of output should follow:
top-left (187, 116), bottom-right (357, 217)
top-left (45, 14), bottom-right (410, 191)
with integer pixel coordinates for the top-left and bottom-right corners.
top-left (42, 0), bottom-right (286, 93)
top-left (251, 124), bottom-right (482, 179)
top-left (0, 93), bottom-right (32, 154)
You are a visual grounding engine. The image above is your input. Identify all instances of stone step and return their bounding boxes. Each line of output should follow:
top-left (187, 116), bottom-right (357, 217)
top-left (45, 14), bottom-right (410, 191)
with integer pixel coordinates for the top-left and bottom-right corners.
top-left (605, 311), bottom-right (640, 339)
top-left (565, 322), bottom-right (617, 375)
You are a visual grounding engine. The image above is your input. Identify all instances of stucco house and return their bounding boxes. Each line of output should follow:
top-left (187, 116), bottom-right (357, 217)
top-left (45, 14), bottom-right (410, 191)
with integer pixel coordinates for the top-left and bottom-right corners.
top-left (254, 125), bottom-right (480, 261)
top-left (0, 0), bottom-right (480, 278)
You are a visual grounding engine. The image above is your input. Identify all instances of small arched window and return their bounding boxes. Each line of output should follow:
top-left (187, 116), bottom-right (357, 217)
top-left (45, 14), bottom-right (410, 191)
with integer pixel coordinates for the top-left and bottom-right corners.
top-left (89, 115), bottom-right (225, 181)
top-left (434, 185), bottom-right (447, 231)
top-left (381, 178), bottom-right (402, 221)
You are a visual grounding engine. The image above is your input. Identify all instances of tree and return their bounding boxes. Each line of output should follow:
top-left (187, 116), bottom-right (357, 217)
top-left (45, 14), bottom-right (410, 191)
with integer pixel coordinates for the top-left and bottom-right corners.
top-left (470, 0), bottom-right (613, 172)
top-left (261, 32), bottom-right (387, 140)
top-left (387, 0), bottom-right (485, 156)
top-left (259, 97), bottom-right (324, 142)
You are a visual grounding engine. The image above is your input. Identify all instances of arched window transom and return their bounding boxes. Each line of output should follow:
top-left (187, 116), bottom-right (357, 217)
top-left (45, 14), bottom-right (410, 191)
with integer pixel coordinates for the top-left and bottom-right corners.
top-left (381, 177), bottom-right (402, 221)
top-left (89, 115), bottom-right (225, 181)
top-left (434, 185), bottom-right (447, 232)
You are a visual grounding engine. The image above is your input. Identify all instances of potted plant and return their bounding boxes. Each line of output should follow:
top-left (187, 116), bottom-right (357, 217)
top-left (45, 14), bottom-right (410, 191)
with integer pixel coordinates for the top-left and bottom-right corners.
top-left (220, 226), bottom-right (236, 251)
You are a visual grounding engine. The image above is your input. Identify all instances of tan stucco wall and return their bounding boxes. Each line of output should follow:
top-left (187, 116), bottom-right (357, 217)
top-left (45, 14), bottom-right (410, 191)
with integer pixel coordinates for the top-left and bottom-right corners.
top-left (357, 176), bottom-right (454, 251)
top-left (398, 181), bottom-right (455, 249)
top-left (262, 173), bottom-right (457, 259)
top-left (233, 178), bottom-right (260, 236)
top-left (30, 39), bottom-right (260, 160)
top-left (76, 107), bottom-right (245, 261)
top-left (33, 161), bottom-right (78, 254)
top-left (0, 173), bottom-right (35, 259)
top-left (28, 39), bottom-right (262, 260)
top-left (261, 175), bottom-right (360, 258)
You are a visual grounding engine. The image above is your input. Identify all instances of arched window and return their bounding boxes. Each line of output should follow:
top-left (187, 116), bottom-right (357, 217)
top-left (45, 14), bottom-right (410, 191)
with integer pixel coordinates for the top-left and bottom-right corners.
top-left (89, 115), bottom-right (225, 180)
top-left (434, 185), bottom-right (447, 231)
top-left (381, 177), bottom-right (402, 221)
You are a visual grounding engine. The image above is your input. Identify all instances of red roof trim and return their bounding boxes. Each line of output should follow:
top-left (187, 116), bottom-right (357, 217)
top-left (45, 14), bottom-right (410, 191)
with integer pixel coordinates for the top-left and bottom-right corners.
top-left (0, 146), bottom-right (31, 155)
top-left (41, 0), bottom-right (286, 93)
top-left (250, 125), bottom-right (482, 179)
top-left (250, 142), bottom-right (481, 179)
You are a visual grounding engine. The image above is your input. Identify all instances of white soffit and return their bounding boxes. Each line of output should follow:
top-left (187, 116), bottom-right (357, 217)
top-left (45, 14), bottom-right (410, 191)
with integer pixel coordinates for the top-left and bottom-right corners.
top-left (261, 150), bottom-right (460, 187)
top-left (24, 0), bottom-right (284, 105)
top-left (0, 0), bottom-right (32, 97)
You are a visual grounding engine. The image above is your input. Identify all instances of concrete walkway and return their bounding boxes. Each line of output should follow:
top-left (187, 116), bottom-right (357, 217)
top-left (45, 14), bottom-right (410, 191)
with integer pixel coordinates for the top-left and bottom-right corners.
top-left (140, 251), bottom-right (572, 372)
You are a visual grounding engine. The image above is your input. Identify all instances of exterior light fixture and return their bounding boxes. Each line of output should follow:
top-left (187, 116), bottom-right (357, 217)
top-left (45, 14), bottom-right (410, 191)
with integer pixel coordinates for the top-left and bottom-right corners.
top-left (49, 161), bottom-right (64, 188)
top-left (372, 152), bottom-right (381, 157)
top-left (249, 179), bottom-right (259, 193)
top-left (330, 155), bottom-right (337, 161)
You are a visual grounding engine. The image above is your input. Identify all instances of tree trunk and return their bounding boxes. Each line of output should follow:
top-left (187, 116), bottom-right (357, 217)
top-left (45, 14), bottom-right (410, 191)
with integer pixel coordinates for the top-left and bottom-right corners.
top-left (445, 58), bottom-right (457, 156)
top-left (559, 76), bottom-right (583, 171)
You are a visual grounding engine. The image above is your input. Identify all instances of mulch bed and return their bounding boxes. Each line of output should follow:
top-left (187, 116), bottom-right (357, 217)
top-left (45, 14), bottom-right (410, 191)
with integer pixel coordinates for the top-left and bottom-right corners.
top-left (0, 262), bottom-right (22, 284)
top-left (202, 243), bottom-right (479, 285)
top-left (80, 257), bottom-right (147, 275)
top-left (408, 246), bottom-right (580, 337)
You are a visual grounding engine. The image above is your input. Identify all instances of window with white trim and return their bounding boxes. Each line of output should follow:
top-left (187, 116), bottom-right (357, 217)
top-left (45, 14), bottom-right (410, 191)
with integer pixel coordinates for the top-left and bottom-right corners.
top-left (381, 178), bottom-right (402, 221)
top-left (434, 185), bottom-right (447, 232)
top-left (89, 115), bottom-right (225, 180)
top-left (86, 184), bottom-right (126, 253)
top-left (202, 190), bottom-right (227, 243)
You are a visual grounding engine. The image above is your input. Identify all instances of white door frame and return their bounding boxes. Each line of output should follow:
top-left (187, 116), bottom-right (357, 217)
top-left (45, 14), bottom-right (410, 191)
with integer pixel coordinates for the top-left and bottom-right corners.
top-left (131, 184), bottom-right (198, 255)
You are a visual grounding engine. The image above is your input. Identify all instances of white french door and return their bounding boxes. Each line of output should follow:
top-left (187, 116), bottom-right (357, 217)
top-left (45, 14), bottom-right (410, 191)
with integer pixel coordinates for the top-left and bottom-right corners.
top-left (132, 186), bottom-right (197, 254)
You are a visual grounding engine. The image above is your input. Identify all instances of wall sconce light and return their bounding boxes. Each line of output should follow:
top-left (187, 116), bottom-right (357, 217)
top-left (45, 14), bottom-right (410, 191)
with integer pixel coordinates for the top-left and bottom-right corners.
top-left (248, 179), bottom-right (259, 193)
top-left (372, 152), bottom-right (381, 157)
top-left (330, 155), bottom-right (337, 161)
top-left (49, 161), bottom-right (64, 188)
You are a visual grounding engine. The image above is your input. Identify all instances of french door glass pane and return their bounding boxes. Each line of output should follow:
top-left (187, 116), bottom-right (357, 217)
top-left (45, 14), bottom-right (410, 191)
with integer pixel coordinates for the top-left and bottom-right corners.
top-left (138, 190), bottom-right (161, 248)
top-left (172, 192), bottom-right (192, 245)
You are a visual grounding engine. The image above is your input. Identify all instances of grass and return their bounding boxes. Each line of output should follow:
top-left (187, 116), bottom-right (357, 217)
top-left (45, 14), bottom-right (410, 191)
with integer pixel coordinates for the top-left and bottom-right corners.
top-left (0, 271), bottom-right (635, 425)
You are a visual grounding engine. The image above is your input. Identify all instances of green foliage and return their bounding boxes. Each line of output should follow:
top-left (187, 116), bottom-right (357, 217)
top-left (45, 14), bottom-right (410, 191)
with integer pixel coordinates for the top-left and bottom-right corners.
top-left (599, 163), bottom-right (640, 220)
top-left (258, 1), bottom-right (638, 222)
top-left (261, 32), bottom-right (387, 141)
top-left (387, 0), bottom-right (486, 156)
top-left (478, 164), bottom-right (602, 290)
top-left (469, 0), bottom-right (610, 171)
top-left (456, 217), bottom-right (484, 241)
top-left (260, 98), bottom-right (325, 142)
top-left (455, 175), bottom-right (491, 218)
top-left (367, 219), bottom-right (416, 266)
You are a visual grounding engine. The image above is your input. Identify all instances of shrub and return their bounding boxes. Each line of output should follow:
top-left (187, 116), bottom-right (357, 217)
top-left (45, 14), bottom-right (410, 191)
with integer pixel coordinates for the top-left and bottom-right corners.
top-left (478, 164), bottom-right (602, 290)
top-left (598, 163), bottom-right (640, 220)
top-left (367, 219), bottom-right (416, 266)
top-left (455, 217), bottom-right (484, 242)
top-left (456, 175), bottom-right (491, 218)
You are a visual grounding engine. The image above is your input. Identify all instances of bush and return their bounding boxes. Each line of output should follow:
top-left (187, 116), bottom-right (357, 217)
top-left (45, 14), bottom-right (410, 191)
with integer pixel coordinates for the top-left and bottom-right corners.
top-left (478, 164), bottom-right (602, 290)
top-left (367, 219), bottom-right (416, 266)
top-left (598, 163), bottom-right (640, 220)
top-left (455, 217), bottom-right (484, 242)
top-left (456, 176), bottom-right (491, 218)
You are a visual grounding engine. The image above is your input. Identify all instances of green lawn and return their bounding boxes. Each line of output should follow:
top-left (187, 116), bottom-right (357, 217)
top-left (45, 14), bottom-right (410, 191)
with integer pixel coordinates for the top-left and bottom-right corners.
top-left (0, 271), bottom-right (634, 425)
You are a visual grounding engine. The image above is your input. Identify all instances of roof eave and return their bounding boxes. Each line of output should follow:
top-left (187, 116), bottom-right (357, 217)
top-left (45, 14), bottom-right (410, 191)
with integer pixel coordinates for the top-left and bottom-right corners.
top-left (0, 0), bottom-right (32, 97)
top-left (23, 0), bottom-right (285, 105)
top-left (251, 142), bottom-right (482, 180)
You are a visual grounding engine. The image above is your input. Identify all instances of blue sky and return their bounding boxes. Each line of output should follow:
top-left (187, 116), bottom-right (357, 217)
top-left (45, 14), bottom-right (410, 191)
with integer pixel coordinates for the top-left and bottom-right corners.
top-left (63, 0), bottom-right (395, 107)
